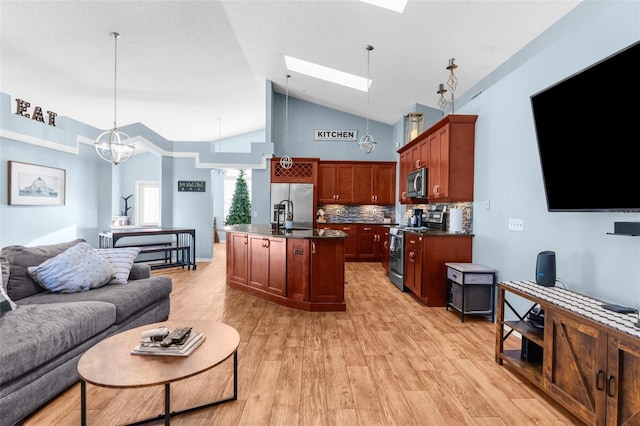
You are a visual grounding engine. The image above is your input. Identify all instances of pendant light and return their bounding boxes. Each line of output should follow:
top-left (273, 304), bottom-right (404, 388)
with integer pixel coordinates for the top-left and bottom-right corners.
top-left (213, 117), bottom-right (225, 175)
top-left (279, 74), bottom-right (293, 170)
top-left (359, 45), bottom-right (377, 155)
top-left (95, 32), bottom-right (135, 165)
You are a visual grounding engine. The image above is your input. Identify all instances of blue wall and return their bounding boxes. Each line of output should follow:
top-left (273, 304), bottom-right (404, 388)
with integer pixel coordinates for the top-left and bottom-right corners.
top-left (1, 1), bottom-right (638, 310)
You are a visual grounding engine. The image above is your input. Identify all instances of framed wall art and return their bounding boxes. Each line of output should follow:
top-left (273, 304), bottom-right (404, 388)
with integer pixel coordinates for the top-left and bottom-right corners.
top-left (8, 161), bottom-right (66, 206)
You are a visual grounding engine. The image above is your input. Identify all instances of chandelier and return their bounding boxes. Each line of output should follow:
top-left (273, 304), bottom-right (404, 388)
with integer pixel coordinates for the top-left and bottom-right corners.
top-left (359, 45), bottom-right (376, 154)
top-left (95, 32), bottom-right (135, 165)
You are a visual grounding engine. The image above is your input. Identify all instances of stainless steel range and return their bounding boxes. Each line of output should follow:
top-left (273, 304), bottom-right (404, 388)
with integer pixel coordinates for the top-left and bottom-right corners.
top-left (388, 227), bottom-right (406, 291)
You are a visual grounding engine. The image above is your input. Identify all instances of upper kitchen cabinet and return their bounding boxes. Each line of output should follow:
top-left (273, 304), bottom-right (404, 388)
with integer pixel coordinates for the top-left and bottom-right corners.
top-left (398, 115), bottom-right (477, 204)
top-left (317, 162), bottom-right (355, 204)
top-left (353, 162), bottom-right (396, 205)
top-left (271, 157), bottom-right (318, 184)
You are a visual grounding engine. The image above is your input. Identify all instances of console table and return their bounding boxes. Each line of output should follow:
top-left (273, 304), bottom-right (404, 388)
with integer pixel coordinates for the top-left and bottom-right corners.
top-left (496, 280), bottom-right (640, 425)
top-left (99, 228), bottom-right (196, 270)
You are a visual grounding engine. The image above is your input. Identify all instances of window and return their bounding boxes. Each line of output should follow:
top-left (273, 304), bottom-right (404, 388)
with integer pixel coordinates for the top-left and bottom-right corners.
top-left (136, 181), bottom-right (159, 226)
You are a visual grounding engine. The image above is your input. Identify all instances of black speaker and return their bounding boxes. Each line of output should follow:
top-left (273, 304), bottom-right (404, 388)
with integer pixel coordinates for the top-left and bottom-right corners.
top-left (536, 251), bottom-right (556, 287)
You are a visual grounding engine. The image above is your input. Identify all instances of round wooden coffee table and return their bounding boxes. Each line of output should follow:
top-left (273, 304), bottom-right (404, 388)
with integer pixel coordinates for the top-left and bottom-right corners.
top-left (77, 320), bottom-right (240, 425)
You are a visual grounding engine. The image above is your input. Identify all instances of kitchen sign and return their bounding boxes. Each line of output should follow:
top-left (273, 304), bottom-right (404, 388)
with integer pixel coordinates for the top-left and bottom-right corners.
top-left (178, 180), bottom-right (206, 192)
top-left (314, 129), bottom-right (358, 141)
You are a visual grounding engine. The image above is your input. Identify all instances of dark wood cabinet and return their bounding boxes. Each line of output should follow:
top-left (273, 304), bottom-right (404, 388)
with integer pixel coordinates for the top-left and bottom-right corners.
top-left (319, 224), bottom-right (356, 259)
top-left (496, 281), bottom-right (640, 426)
top-left (248, 235), bottom-right (286, 297)
top-left (404, 233), bottom-right (422, 295)
top-left (381, 226), bottom-right (390, 272)
top-left (226, 229), bottom-right (346, 312)
top-left (427, 118), bottom-right (476, 202)
top-left (356, 225), bottom-right (378, 259)
top-left (310, 239), bottom-right (345, 304)
top-left (399, 151), bottom-right (410, 204)
top-left (353, 162), bottom-right (396, 205)
top-left (227, 232), bottom-right (248, 285)
top-left (317, 162), bottom-right (354, 203)
top-left (404, 233), bottom-right (473, 306)
top-left (398, 114), bottom-right (477, 204)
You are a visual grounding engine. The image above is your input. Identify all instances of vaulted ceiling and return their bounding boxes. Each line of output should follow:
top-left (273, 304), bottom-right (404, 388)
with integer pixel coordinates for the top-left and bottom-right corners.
top-left (1, 0), bottom-right (580, 143)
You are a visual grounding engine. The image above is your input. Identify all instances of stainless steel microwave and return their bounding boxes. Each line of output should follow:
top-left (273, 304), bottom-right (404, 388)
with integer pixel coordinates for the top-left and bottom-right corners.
top-left (407, 168), bottom-right (428, 198)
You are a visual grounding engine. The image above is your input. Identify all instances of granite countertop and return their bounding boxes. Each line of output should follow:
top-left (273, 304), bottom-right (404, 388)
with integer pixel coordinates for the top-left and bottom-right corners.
top-left (403, 228), bottom-right (474, 237)
top-left (223, 224), bottom-right (348, 239)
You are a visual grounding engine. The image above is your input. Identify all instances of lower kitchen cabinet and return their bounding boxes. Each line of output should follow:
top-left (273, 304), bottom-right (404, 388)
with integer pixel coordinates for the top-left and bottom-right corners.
top-left (404, 233), bottom-right (473, 307)
top-left (496, 280), bottom-right (640, 425)
top-left (319, 224), bottom-right (384, 261)
top-left (227, 232), bottom-right (248, 285)
top-left (226, 229), bottom-right (346, 311)
top-left (248, 234), bottom-right (286, 297)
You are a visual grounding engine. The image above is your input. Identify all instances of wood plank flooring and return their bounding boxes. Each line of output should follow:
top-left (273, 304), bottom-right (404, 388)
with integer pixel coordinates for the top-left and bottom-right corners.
top-left (23, 243), bottom-right (583, 425)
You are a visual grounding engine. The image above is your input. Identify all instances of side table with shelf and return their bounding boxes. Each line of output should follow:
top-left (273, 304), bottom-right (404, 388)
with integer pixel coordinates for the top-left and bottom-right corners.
top-left (496, 280), bottom-right (640, 426)
top-left (445, 263), bottom-right (496, 322)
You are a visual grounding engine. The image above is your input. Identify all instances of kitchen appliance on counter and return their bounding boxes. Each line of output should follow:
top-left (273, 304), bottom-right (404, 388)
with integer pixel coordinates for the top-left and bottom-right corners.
top-left (270, 183), bottom-right (314, 229)
top-left (388, 227), bottom-right (406, 291)
top-left (406, 167), bottom-right (428, 198)
top-left (424, 209), bottom-right (447, 231)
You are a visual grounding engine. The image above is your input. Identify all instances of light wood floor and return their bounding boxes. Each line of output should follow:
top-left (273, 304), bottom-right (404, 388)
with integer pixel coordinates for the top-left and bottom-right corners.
top-left (24, 243), bottom-right (583, 425)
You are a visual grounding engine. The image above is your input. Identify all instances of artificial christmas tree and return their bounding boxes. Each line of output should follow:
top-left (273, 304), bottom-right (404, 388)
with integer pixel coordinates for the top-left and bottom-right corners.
top-left (225, 170), bottom-right (251, 225)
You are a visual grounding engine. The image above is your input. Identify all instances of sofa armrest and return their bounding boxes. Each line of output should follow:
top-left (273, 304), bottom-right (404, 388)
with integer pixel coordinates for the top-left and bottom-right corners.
top-left (128, 263), bottom-right (151, 280)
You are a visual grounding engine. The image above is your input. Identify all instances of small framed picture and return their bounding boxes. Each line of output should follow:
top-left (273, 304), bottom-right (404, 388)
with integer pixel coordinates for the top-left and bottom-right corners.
top-left (8, 161), bottom-right (66, 206)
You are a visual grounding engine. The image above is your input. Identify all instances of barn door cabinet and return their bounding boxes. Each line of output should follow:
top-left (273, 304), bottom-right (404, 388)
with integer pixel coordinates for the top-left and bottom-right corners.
top-left (496, 280), bottom-right (640, 425)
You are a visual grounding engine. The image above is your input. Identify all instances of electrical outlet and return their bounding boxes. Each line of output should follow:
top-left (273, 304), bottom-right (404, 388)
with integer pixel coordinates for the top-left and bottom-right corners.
top-left (484, 198), bottom-right (491, 211)
top-left (508, 218), bottom-right (524, 232)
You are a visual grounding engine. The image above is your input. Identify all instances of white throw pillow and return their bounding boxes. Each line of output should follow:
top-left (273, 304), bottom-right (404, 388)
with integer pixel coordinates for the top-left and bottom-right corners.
top-left (95, 247), bottom-right (141, 284)
top-left (27, 242), bottom-right (115, 293)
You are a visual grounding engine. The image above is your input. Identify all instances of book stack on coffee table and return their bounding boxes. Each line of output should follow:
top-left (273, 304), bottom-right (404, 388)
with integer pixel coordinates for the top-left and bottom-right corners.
top-left (132, 330), bottom-right (205, 357)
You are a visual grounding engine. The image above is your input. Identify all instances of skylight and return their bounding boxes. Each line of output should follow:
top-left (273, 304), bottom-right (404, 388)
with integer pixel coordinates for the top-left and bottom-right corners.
top-left (360, 0), bottom-right (407, 13)
top-left (285, 55), bottom-right (371, 92)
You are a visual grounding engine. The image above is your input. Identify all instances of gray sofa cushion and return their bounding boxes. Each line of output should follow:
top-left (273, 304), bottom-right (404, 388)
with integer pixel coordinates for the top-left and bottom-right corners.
top-left (0, 239), bottom-right (85, 301)
top-left (0, 301), bottom-right (116, 386)
top-left (17, 276), bottom-right (172, 324)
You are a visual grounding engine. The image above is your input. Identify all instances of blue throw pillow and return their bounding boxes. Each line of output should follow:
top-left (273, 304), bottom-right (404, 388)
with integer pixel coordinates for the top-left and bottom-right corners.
top-left (27, 242), bottom-right (115, 293)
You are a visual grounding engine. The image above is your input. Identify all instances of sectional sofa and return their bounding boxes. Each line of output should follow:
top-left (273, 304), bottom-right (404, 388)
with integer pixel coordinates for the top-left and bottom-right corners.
top-left (0, 239), bottom-right (172, 426)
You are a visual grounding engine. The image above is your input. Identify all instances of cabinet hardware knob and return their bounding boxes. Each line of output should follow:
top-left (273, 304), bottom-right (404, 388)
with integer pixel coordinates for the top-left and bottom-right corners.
top-left (311, 242), bottom-right (316, 254)
top-left (606, 375), bottom-right (616, 398)
top-left (595, 370), bottom-right (605, 391)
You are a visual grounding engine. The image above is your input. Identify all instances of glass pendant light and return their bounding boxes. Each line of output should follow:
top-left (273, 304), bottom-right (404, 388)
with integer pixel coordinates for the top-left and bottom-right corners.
top-left (95, 32), bottom-right (135, 165)
top-left (359, 45), bottom-right (377, 155)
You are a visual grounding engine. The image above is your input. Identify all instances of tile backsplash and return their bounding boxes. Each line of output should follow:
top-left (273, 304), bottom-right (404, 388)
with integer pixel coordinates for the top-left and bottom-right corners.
top-left (318, 205), bottom-right (395, 223)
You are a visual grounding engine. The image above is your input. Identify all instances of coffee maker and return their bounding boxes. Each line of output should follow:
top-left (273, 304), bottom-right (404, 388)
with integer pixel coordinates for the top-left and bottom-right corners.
top-left (413, 208), bottom-right (423, 227)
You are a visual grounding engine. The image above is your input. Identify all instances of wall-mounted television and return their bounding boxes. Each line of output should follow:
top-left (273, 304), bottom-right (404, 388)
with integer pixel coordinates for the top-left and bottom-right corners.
top-left (531, 40), bottom-right (640, 212)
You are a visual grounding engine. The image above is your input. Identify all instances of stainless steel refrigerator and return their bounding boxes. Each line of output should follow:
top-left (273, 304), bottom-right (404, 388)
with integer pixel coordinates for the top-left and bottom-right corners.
top-left (270, 183), bottom-right (314, 229)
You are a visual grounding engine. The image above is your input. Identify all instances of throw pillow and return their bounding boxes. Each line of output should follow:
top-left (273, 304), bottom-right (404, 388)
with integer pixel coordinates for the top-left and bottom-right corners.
top-left (1, 256), bottom-right (9, 292)
top-left (95, 247), bottom-right (141, 284)
top-left (0, 238), bottom-right (85, 300)
top-left (27, 242), bottom-right (115, 293)
top-left (0, 286), bottom-right (17, 315)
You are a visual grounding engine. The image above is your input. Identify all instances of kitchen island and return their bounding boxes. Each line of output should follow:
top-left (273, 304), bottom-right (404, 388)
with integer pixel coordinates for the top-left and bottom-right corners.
top-left (224, 224), bottom-right (348, 312)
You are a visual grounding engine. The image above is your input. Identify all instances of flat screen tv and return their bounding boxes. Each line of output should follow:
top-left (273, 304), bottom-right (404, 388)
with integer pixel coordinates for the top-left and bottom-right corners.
top-left (531, 40), bottom-right (640, 212)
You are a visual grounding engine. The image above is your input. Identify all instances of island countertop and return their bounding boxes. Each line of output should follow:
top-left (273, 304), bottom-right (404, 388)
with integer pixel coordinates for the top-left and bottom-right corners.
top-left (223, 224), bottom-right (348, 239)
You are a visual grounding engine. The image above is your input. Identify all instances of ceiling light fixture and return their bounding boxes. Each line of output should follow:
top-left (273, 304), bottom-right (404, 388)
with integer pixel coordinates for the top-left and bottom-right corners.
top-left (437, 58), bottom-right (458, 115)
top-left (280, 74), bottom-right (293, 170)
top-left (359, 45), bottom-right (376, 155)
top-left (95, 32), bottom-right (135, 165)
top-left (213, 117), bottom-right (225, 175)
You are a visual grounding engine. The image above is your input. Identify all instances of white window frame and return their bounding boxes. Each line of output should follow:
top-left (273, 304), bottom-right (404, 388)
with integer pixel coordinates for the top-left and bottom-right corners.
top-left (135, 181), bottom-right (160, 227)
